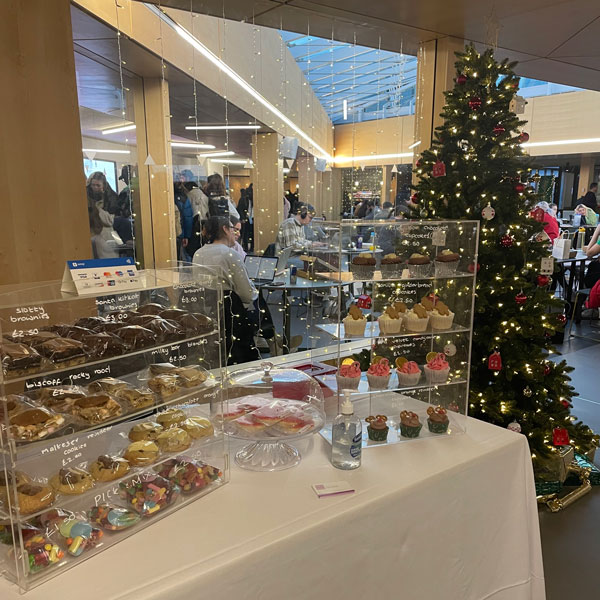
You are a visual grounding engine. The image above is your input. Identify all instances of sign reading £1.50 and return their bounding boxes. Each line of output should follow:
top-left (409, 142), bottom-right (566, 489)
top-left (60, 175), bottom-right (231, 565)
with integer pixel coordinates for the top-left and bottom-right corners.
top-left (61, 258), bottom-right (140, 295)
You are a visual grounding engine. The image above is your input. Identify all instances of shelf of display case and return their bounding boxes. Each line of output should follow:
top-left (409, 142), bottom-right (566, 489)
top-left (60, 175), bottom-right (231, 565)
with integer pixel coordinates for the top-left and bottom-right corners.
top-left (2, 329), bottom-right (219, 387)
top-left (316, 322), bottom-right (471, 340)
top-left (314, 270), bottom-right (475, 283)
top-left (315, 373), bottom-right (467, 396)
top-left (1, 475), bottom-right (227, 589)
top-left (320, 393), bottom-right (467, 449)
top-left (6, 378), bottom-right (222, 460)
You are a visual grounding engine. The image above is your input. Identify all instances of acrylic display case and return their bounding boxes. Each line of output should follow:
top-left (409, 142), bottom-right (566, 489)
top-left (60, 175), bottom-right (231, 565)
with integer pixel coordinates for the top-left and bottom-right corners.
top-left (298, 219), bottom-right (479, 447)
top-left (0, 268), bottom-right (228, 592)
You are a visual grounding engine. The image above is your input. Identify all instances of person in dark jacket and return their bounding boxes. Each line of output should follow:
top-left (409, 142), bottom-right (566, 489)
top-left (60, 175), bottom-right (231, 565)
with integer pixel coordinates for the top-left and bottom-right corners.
top-left (237, 184), bottom-right (254, 252)
top-left (581, 182), bottom-right (598, 211)
top-left (174, 175), bottom-right (194, 261)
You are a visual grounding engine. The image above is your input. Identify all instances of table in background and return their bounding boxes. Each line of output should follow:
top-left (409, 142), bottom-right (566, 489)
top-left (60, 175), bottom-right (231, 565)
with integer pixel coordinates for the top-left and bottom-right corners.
top-left (0, 414), bottom-right (544, 600)
top-left (555, 250), bottom-right (590, 306)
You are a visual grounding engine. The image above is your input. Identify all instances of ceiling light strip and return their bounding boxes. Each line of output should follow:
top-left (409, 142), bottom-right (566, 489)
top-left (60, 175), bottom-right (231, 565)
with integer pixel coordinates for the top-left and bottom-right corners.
top-left (197, 151), bottom-right (235, 157)
top-left (145, 4), bottom-right (333, 162)
top-left (334, 152), bottom-right (413, 165)
top-left (83, 148), bottom-right (131, 154)
top-left (170, 142), bottom-right (216, 149)
top-left (522, 137), bottom-right (600, 148)
top-left (185, 125), bottom-right (261, 130)
top-left (101, 124), bottom-right (136, 135)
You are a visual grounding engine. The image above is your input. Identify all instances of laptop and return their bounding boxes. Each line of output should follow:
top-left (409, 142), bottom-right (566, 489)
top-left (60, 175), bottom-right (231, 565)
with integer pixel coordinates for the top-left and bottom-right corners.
top-left (276, 246), bottom-right (293, 275)
top-left (244, 256), bottom-right (278, 284)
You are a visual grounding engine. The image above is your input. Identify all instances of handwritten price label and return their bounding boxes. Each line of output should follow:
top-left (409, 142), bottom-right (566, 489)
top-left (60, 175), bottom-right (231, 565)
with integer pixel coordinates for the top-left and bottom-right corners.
top-left (11, 328), bottom-right (39, 338)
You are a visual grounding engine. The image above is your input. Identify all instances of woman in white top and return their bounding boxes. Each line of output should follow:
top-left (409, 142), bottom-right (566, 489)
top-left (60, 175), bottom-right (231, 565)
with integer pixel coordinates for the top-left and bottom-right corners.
top-left (192, 216), bottom-right (256, 304)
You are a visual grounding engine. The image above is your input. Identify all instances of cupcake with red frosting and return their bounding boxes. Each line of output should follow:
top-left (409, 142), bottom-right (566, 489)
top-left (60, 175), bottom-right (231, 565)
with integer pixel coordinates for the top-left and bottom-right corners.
top-left (366, 358), bottom-right (391, 390)
top-left (427, 406), bottom-right (449, 433)
top-left (423, 353), bottom-right (450, 384)
top-left (396, 360), bottom-right (422, 387)
top-left (336, 361), bottom-right (362, 391)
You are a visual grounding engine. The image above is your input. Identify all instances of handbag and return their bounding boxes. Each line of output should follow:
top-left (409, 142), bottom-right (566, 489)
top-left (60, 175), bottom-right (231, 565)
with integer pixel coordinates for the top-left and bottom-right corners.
top-left (552, 232), bottom-right (571, 259)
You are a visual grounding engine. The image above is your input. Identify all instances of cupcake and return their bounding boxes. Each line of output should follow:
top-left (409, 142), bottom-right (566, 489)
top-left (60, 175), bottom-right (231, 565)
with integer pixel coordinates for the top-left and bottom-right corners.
top-left (378, 306), bottom-right (402, 335)
top-left (350, 253), bottom-right (376, 279)
top-left (336, 360), bottom-right (362, 390)
top-left (429, 301), bottom-right (455, 330)
top-left (366, 415), bottom-right (389, 442)
top-left (406, 253), bottom-right (431, 278)
top-left (392, 301), bottom-right (409, 328)
top-left (423, 352), bottom-right (450, 384)
top-left (427, 406), bottom-right (449, 433)
top-left (380, 253), bottom-right (403, 278)
top-left (420, 295), bottom-right (438, 312)
top-left (399, 410), bottom-right (422, 438)
top-left (366, 358), bottom-right (391, 390)
top-left (404, 303), bottom-right (430, 332)
top-left (434, 249), bottom-right (460, 277)
top-left (343, 304), bottom-right (367, 337)
top-left (396, 359), bottom-right (422, 387)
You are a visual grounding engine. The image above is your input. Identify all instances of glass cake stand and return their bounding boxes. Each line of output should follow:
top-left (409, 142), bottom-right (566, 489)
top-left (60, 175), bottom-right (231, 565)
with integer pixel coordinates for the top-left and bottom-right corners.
top-left (224, 363), bottom-right (325, 471)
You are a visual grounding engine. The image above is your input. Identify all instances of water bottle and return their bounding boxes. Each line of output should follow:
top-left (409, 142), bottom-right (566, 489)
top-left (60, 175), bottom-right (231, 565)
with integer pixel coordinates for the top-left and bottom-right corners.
top-left (577, 227), bottom-right (585, 250)
top-left (369, 231), bottom-right (376, 251)
top-left (356, 236), bottom-right (363, 249)
top-left (290, 266), bottom-right (297, 284)
top-left (331, 392), bottom-right (362, 470)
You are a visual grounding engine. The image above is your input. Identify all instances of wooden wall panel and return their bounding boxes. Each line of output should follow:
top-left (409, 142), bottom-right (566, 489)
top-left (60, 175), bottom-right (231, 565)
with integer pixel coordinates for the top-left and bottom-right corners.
top-left (0, 0), bottom-right (92, 285)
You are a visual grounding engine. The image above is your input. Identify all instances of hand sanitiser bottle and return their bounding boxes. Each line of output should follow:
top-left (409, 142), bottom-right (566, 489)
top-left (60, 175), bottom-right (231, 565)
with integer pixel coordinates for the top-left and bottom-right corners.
top-left (331, 392), bottom-right (362, 470)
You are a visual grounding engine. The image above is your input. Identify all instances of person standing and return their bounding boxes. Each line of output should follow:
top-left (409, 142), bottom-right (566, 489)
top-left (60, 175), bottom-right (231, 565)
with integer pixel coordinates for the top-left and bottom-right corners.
top-left (237, 184), bottom-right (254, 252)
top-left (174, 175), bottom-right (194, 262)
top-left (581, 182), bottom-right (598, 211)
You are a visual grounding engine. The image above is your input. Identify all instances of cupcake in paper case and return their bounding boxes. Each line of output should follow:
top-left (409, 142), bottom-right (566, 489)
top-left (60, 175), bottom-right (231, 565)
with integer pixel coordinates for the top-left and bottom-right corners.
top-left (350, 253), bottom-right (376, 280)
top-left (336, 360), bottom-right (362, 390)
top-left (429, 301), bottom-right (455, 330)
top-left (392, 301), bottom-right (409, 328)
top-left (366, 415), bottom-right (389, 442)
top-left (399, 410), bottom-right (422, 438)
top-left (396, 359), bottom-right (422, 387)
top-left (366, 358), bottom-right (391, 390)
top-left (427, 406), bottom-right (449, 434)
top-left (404, 303), bottom-right (430, 332)
top-left (406, 253), bottom-right (431, 278)
top-left (380, 253), bottom-right (403, 279)
top-left (423, 352), bottom-right (450, 384)
top-left (434, 249), bottom-right (460, 277)
top-left (343, 304), bottom-right (367, 337)
top-left (378, 306), bottom-right (402, 335)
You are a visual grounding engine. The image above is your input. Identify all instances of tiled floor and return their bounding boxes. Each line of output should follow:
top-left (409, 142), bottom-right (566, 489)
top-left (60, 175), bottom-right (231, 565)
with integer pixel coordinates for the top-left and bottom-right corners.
top-left (539, 323), bottom-right (600, 599)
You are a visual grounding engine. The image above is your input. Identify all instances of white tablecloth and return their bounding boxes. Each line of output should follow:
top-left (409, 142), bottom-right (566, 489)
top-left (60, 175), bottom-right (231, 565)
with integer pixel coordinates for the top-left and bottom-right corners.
top-left (0, 417), bottom-right (544, 600)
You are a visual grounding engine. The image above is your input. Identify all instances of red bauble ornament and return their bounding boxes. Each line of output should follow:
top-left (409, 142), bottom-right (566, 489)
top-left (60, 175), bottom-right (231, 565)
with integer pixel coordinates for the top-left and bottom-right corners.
top-left (544, 364), bottom-right (551, 375)
top-left (457, 74), bottom-right (467, 85)
top-left (410, 193), bottom-right (419, 203)
top-left (416, 159), bottom-right (422, 168)
top-left (552, 427), bottom-right (570, 446)
top-left (432, 160), bottom-right (446, 178)
top-left (515, 182), bottom-right (526, 193)
top-left (488, 351), bottom-right (502, 371)
top-left (537, 275), bottom-right (550, 287)
top-left (556, 314), bottom-right (567, 325)
top-left (468, 96), bottom-right (482, 110)
top-left (467, 262), bottom-right (480, 273)
top-left (493, 124), bottom-right (506, 136)
top-left (515, 292), bottom-right (527, 305)
top-left (519, 132), bottom-right (530, 143)
top-left (500, 234), bottom-right (514, 248)
top-left (356, 294), bottom-right (372, 309)
top-left (561, 400), bottom-right (570, 408)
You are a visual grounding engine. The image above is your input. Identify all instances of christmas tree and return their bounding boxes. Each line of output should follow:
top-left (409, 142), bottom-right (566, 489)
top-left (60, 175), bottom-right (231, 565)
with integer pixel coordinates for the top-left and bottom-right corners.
top-left (413, 44), bottom-right (598, 473)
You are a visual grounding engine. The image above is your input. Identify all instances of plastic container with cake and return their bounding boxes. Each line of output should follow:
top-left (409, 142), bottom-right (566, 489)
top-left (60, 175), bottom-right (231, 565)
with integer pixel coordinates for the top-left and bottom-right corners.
top-left (434, 249), bottom-right (460, 277)
top-left (406, 253), bottom-right (431, 278)
top-left (343, 304), bottom-right (367, 337)
top-left (380, 253), bottom-right (403, 279)
top-left (350, 253), bottom-right (376, 279)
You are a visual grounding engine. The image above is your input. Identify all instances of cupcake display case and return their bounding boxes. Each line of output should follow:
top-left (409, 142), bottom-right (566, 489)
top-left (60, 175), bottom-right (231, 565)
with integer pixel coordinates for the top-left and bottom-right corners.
top-left (0, 268), bottom-right (229, 591)
top-left (304, 220), bottom-right (479, 449)
top-left (224, 363), bottom-right (325, 471)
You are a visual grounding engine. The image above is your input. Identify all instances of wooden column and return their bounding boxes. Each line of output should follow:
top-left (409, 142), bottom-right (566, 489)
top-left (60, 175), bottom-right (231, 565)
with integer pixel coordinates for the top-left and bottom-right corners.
top-left (297, 153), bottom-right (318, 209)
top-left (413, 38), bottom-right (465, 156)
top-left (578, 154), bottom-right (596, 198)
top-left (381, 165), bottom-right (394, 206)
top-left (0, 0), bottom-right (91, 285)
top-left (139, 77), bottom-right (176, 268)
top-left (252, 133), bottom-right (283, 252)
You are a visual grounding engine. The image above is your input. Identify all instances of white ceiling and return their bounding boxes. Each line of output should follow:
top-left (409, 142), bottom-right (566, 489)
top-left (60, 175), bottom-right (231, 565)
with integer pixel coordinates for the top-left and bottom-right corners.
top-left (143, 0), bottom-right (600, 91)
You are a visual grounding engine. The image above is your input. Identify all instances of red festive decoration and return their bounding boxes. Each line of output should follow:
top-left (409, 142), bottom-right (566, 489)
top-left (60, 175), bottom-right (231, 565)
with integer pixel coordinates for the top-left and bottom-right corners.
top-left (519, 132), bottom-right (530, 143)
top-left (410, 193), bottom-right (419, 204)
top-left (493, 124), bottom-right (506, 136)
top-left (530, 207), bottom-right (545, 222)
top-left (556, 314), bottom-right (567, 325)
top-left (468, 262), bottom-right (480, 273)
top-left (416, 159), bottom-right (422, 168)
top-left (515, 292), bottom-right (527, 305)
top-left (544, 364), bottom-right (552, 375)
top-left (536, 275), bottom-right (550, 287)
top-left (468, 96), bottom-right (482, 110)
top-left (356, 294), bottom-right (372, 309)
top-left (514, 182), bottom-right (526, 193)
top-left (488, 351), bottom-right (502, 371)
top-left (456, 74), bottom-right (467, 85)
top-left (561, 400), bottom-right (570, 408)
top-left (432, 160), bottom-right (446, 178)
top-left (500, 234), bottom-right (514, 248)
top-left (553, 427), bottom-right (570, 446)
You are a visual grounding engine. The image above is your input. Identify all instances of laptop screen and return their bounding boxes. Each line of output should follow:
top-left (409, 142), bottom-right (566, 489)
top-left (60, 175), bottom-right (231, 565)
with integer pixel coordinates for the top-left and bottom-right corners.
top-left (244, 256), bottom-right (278, 281)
